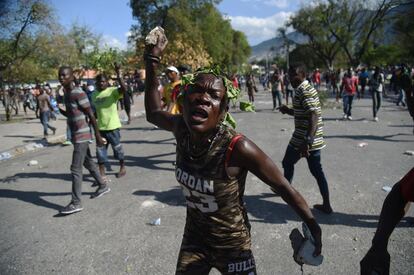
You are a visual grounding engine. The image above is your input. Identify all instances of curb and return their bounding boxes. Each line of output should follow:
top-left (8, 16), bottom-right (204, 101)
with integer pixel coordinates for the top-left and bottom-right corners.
top-left (0, 111), bottom-right (146, 163)
top-left (0, 134), bottom-right (66, 162)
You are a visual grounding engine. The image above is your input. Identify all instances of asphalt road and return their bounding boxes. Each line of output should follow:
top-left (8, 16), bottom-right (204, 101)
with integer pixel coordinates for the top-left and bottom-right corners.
top-left (0, 90), bottom-right (413, 275)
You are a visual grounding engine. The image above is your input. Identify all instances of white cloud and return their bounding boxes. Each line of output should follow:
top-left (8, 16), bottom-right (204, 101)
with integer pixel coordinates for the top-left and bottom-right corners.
top-left (101, 34), bottom-right (127, 50)
top-left (228, 11), bottom-right (293, 45)
top-left (264, 0), bottom-right (288, 8)
top-left (239, 0), bottom-right (289, 8)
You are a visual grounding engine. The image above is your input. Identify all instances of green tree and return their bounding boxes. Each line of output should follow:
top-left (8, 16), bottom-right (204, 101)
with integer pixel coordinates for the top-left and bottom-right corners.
top-left (129, 0), bottom-right (250, 71)
top-left (0, 0), bottom-right (54, 84)
top-left (288, 5), bottom-right (341, 69)
top-left (67, 23), bottom-right (101, 67)
top-left (391, 1), bottom-right (414, 62)
top-left (320, 0), bottom-right (403, 67)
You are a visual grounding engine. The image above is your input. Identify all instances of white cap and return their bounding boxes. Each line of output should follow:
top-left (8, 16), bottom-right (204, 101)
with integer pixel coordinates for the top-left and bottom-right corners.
top-left (166, 66), bottom-right (179, 74)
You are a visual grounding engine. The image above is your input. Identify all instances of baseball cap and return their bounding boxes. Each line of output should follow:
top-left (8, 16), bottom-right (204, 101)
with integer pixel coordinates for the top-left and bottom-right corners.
top-left (166, 66), bottom-right (179, 74)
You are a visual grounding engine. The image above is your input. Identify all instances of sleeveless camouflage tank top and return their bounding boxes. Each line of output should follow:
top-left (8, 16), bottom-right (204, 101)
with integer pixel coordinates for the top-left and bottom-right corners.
top-left (175, 123), bottom-right (251, 251)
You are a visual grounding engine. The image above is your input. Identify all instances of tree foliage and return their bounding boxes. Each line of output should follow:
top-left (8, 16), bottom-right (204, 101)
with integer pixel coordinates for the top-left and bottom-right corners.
top-left (129, 0), bottom-right (250, 71)
top-left (288, 4), bottom-right (341, 68)
top-left (288, 0), bottom-right (408, 68)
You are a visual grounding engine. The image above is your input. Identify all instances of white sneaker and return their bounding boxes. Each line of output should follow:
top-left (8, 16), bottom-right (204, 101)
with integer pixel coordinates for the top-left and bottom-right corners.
top-left (342, 114), bottom-right (347, 119)
top-left (347, 116), bottom-right (353, 120)
top-left (374, 117), bottom-right (379, 122)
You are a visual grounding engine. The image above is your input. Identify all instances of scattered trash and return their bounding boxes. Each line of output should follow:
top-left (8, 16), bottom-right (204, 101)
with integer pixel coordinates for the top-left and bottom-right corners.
top-left (0, 152), bottom-right (12, 161)
top-left (25, 143), bottom-right (44, 151)
top-left (404, 150), bottom-right (414, 156)
top-left (150, 218), bottom-right (161, 226)
top-left (141, 200), bottom-right (160, 208)
top-left (358, 142), bottom-right (368, 148)
top-left (382, 186), bottom-right (392, 193)
top-left (353, 237), bottom-right (358, 241)
top-left (28, 160), bottom-right (38, 166)
top-left (281, 128), bottom-right (287, 132)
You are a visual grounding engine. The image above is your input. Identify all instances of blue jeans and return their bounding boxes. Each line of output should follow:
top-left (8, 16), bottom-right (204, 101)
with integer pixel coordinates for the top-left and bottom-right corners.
top-left (343, 94), bottom-right (354, 116)
top-left (397, 89), bottom-right (406, 106)
top-left (371, 91), bottom-right (382, 117)
top-left (96, 129), bottom-right (124, 164)
top-left (40, 111), bottom-right (56, 136)
top-left (282, 145), bottom-right (330, 205)
top-left (271, 89), bottom-right (282, 109)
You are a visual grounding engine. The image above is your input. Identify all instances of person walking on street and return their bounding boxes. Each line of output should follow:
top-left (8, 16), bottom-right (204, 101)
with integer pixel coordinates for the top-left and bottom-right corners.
top-left (278, 64), bottom-right (333, 214)
top-left (245, 73), bottom-right (257, 104)
top-left (36, 87), bottom-right (56, 138)
top-left (58, 66), bottom-right (110, 215)
top-left (92, 63), bottom-right (127, 180)
top-left (284, 73), bottom-right (293, 105)
top-left (163, 66), bottom-right (182, 114)
top-left (359, 68), bottom-right (369, 99)
top-left (340, 69), bottom-right (359, 120)
top-left (270, 69), bottom-right (284, 111)
top-left (369, 67), bottom-right (384, 122)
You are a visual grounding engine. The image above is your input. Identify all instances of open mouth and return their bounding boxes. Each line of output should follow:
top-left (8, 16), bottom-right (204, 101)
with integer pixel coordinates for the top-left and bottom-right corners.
top-left (190, 107), bottom-right (208, 122)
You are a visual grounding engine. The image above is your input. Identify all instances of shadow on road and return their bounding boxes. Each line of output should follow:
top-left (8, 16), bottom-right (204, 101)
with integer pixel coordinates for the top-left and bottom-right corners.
top-left (123, 126), bottom-right (162, 132)
top-left (121, 152), bottom-right (176, 171)
top-left (244, 193), bottom-right (412, 228)
top-left (324, 133), bottom-right (412, 142)
top-left (4, 135), bottom-right (37, 138)
top-left (122, 137), bottom-right (175, 145)
top-left (0, 189), bottom-right (82, 211)
top-left (133, 187), bottom-right (186, 207)
top-left (133, 189), bottom-right (412, 229)
top-left (0, 172), bottom-right (95, 184)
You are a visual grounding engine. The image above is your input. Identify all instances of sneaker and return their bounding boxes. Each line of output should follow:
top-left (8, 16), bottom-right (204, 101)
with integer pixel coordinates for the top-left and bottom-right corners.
top-left (60, 202), bottom-right (83, 215)
top-left (90, 186), bottom-right (110, 199)
top-left (342, 114), bottom-right (347, 119)
top-left (62, 140), bottom-right (72, 146)
top-left (347, 116), bottom-right (353, 120)
top-left (374, 117), bottom-right (379, 122)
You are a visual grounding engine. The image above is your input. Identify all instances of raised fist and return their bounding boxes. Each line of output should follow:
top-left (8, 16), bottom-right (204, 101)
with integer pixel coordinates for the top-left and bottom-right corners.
top-left (144, 26), bottom-right (168, 58)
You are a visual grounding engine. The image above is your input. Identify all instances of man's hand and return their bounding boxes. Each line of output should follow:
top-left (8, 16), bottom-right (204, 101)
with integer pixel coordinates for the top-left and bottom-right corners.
top-left (279, 105), bottom-right (290, 114)
top-left (307, 220), bottom-right (322, 256)
top-left (299, 141), bottom-right (310, 158)
top-left (96, 136), bottom-right (106, 147)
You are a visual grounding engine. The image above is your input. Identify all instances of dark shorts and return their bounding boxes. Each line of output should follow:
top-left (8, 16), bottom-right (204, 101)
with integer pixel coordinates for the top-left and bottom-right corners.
top-left (176, 236), bottom-right (256, 275)
top-left (96, 129), bottom-right (124, 164)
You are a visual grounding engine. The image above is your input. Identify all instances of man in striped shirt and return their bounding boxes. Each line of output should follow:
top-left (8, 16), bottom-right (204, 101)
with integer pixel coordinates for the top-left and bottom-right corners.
top-left (58, 66), bottom-right (110, 215)
top-left (278, 64), bottom-right (333, 214)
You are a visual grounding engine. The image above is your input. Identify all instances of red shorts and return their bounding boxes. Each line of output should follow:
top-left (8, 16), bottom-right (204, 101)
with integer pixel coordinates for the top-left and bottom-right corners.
top-left (400, 167), bottom-right (414, 202)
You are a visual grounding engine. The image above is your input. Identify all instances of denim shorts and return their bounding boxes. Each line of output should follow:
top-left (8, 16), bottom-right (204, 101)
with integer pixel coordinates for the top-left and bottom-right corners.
top-left (96, 129), bottom-right (124, 164)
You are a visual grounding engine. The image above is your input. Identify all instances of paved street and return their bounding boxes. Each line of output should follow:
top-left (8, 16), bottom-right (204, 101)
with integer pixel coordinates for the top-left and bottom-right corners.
top-left (0, 90), bottom-right (413, 274)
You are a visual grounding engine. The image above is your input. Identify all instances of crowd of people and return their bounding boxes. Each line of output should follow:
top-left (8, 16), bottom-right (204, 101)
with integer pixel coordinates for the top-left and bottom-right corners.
top-left (253, 64), bottom-right (413, 124)
top-left (0, 25), bottom-right (413, 275)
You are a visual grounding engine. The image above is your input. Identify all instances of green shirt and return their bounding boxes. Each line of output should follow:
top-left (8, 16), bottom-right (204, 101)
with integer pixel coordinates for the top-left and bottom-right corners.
top-left (290, 80), bottom-right (325, 151)
top-left (92, 87), bottom-right (122, 131)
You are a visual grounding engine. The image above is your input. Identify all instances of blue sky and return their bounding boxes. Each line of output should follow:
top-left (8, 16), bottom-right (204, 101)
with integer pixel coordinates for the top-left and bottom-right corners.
top-left (50, 0), bottom-right (302, 48)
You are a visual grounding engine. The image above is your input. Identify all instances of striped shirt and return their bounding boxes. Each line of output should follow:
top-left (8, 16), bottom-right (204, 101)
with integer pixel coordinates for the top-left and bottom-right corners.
top-left (289, 80), bottom-right (325, 151)
top-left (64, 87), bottom-right (92, 143)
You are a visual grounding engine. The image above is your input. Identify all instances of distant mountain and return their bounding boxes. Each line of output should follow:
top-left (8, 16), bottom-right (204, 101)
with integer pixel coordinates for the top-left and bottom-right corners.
top-left (249, 32), bottom-right (307, 62)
